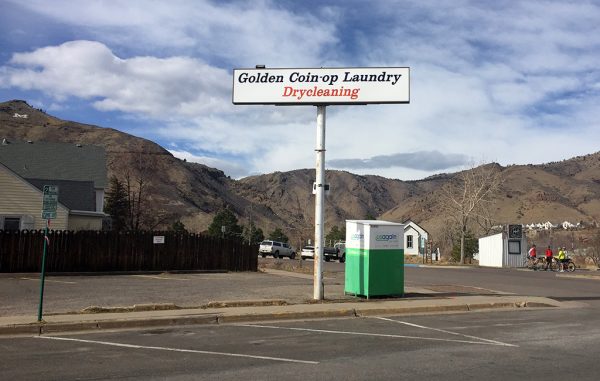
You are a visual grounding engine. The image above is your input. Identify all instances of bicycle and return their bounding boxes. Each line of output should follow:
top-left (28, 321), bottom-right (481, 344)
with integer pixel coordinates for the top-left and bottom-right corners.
top-left (540, 257), bottom-right (559, 271)
top-left (523, 256), bottom-right (543, 270)
top-left (554, 257), bottom-right (576, 272)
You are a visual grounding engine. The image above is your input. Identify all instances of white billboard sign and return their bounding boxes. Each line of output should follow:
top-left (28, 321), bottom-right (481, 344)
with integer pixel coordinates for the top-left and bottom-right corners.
top-left (233, 67), bottom-right (410, 105)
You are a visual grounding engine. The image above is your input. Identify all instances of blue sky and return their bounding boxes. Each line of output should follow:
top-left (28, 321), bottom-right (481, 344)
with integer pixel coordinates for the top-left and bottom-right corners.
top-left (1, 0), bottom-right (600, 180)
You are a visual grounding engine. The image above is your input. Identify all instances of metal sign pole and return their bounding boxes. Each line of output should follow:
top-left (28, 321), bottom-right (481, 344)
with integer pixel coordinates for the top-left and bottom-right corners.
top-left (314, 105), bottom-right (326, 300)
top-left (37, 220), bottom-right (49, 322)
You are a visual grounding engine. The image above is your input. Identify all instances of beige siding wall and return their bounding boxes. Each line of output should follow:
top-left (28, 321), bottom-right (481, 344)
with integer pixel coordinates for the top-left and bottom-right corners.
top-left (0, 166), bottom-right (69, 229)
top-left (68, 214), bottom-right (103, 231)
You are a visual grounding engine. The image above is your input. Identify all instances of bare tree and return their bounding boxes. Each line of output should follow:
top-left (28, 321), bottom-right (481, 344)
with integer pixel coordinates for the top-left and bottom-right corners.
top-left (122, 153), bottom-right (168, 231)
top-left (124, 172), bottom-right (144, 231)
top-left (440, 163), bottom-right (504, 264)
top-left (474, 202), bottom-right (502, 237)
top-left (588, 229), bottom-right (600, 268)
top-left (107, 152), bottom-right (174, 231)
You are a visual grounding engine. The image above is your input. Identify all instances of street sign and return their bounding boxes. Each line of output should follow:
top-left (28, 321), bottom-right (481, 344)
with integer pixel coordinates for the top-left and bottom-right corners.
top-left (41, 185), bottom-right (58, 220)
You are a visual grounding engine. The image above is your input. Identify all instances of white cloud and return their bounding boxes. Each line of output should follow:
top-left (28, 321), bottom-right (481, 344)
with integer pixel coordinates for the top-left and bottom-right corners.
top-left (8, 0), bottom-right (338, 66)
top-left (2, 1), bottom-right (600, 181)
top-left (328, 151), bottom-right (470, 171)
top-left (169, 149), bottom-right (249, 179)
top-left (1, 40), bottom-right (231, 116)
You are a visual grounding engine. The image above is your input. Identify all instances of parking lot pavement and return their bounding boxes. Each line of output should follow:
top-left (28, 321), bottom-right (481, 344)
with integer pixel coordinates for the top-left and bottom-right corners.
top-left (0, 271), bottom-right (323, 317)
top-left (2, 265), bottom-right (502, 318)
top-left (1, 264), bottom-right (597, 336)
top-left (2, 306), bottom-right (600, 380)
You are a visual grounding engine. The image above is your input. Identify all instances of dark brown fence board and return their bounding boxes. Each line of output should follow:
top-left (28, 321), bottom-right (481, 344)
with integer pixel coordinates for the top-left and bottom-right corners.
top-left (0, 230), bottom-right (258, 273)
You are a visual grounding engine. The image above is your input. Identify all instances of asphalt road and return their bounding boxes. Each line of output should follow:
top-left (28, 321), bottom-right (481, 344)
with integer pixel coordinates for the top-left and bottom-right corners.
top-left (1, 263), bottom-right (599, 380)
top-left (2, 306), bottom-right (599, 380)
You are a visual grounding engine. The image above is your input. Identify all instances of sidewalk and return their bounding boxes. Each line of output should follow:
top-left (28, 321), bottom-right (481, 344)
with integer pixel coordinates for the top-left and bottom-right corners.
top-left (0, 268), bottom-right (564, 336)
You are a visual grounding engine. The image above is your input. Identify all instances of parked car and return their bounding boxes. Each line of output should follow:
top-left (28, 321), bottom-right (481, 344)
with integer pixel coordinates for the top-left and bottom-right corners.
top-left (259, 240), bottom-right (296, 259)
top-left (301, 242), bottom-right (345, 263)
top-left (327, 242), bottom-right (345, 263)
top-left (300, 246), bottom-right (315, 260)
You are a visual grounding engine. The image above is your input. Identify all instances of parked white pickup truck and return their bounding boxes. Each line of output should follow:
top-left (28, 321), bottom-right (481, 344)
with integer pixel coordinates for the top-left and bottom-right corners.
top-left (259, 240), bottom-right (296, 259)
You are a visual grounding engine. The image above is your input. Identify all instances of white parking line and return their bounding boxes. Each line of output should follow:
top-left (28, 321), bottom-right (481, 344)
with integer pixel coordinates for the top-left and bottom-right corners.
top-left (452, 284), bottom-right (515, 295)
top-left (237, 323), bottom-right (516, 347)
top-left (35, 336), bottom-right (319, 365)
top-left (373, 317), bottom-right (517, 347)
top-left (20, 277), bottom-right (76, 284)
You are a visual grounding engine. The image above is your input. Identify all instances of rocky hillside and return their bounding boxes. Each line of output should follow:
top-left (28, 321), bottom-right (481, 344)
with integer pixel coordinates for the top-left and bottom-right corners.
top-left (0, 100), bottom-right (246, 231)
top-left (381, 156), bottom-right (600, 239)
top-left (3, 99), bottom-right (600, 246)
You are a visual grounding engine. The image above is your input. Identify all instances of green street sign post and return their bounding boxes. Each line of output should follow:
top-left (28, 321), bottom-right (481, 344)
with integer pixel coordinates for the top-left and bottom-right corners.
top-left (38, 185), bottom-right (58, 322)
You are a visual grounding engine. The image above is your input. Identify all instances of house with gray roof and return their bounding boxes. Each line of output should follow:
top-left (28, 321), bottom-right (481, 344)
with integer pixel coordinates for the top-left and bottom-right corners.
top-left (0, 140), bottom-right (107, 231)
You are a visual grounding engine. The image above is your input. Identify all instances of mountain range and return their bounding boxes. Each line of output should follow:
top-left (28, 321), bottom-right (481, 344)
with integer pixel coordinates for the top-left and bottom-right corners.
top-left (2, 99), bottom-right (600, 250)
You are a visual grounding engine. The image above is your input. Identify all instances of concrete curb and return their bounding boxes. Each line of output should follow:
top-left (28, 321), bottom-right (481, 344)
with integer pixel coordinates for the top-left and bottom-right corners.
top-left (0, 324), bottom-right (40, 336)
top-left (355, 304), bottom-right (469, 316)
top-left (0, 298), bottom-right (559, 336)
top-left (217, 308), bottom-right (358, 324)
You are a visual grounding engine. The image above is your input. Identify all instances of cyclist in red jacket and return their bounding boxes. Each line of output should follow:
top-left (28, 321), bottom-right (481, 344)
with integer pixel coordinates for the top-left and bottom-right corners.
top-left (545, 245), bottom-right (553, 270)
top-left (528, 244), bottom-right (537, 259)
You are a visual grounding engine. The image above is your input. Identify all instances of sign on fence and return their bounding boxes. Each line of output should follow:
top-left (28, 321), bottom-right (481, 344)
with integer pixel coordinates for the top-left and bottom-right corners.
top-left (153, 236), bottom-right (165, 244)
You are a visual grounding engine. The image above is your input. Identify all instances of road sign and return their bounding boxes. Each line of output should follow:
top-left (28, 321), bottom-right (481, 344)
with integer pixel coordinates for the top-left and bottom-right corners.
top-left (42, 185), bottom-right (58, 220)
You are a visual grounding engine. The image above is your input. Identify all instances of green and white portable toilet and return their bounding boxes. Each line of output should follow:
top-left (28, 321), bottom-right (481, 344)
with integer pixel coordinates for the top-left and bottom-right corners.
top-left (344, 220), bottom-right (405, 298)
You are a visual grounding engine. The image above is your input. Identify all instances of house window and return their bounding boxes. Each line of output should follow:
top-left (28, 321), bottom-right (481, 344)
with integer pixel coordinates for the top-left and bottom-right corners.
top-left (3, 217), bottom-right (20, 231)
top-left (407, 235), bottom-right (413, 249)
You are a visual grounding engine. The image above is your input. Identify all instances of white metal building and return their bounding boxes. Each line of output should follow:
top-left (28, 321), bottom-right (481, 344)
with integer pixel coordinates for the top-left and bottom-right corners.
top-left (478, 225), bottom-right (527, 268)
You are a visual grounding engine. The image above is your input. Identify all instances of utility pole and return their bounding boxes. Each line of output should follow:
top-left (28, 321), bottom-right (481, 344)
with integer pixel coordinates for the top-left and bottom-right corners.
top-left (314, 105), bottom-right (326, 300)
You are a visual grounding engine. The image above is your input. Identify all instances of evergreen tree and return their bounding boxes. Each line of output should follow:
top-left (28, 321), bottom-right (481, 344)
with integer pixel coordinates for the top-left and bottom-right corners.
top-left (451, 231), bottom-right (478, 262)
top-left (104, 176), bottom-right (128, 231)
top-left (365, 213), bottom-right (377, 220)
top-left (207, 208), bottom-right (243, 239)
top-left (268, 227), bottom-right (289, 243)
top-left (243, 222), bottom-right (264, 244)
top-left (326, 225), bottom-right (346, 244)
top-left (171, 220), bottom-right (187, 233)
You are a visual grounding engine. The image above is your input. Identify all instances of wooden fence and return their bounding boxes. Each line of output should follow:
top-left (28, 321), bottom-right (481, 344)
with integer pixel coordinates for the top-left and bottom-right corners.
top-left (0, 230), bottom-right (258, 273)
